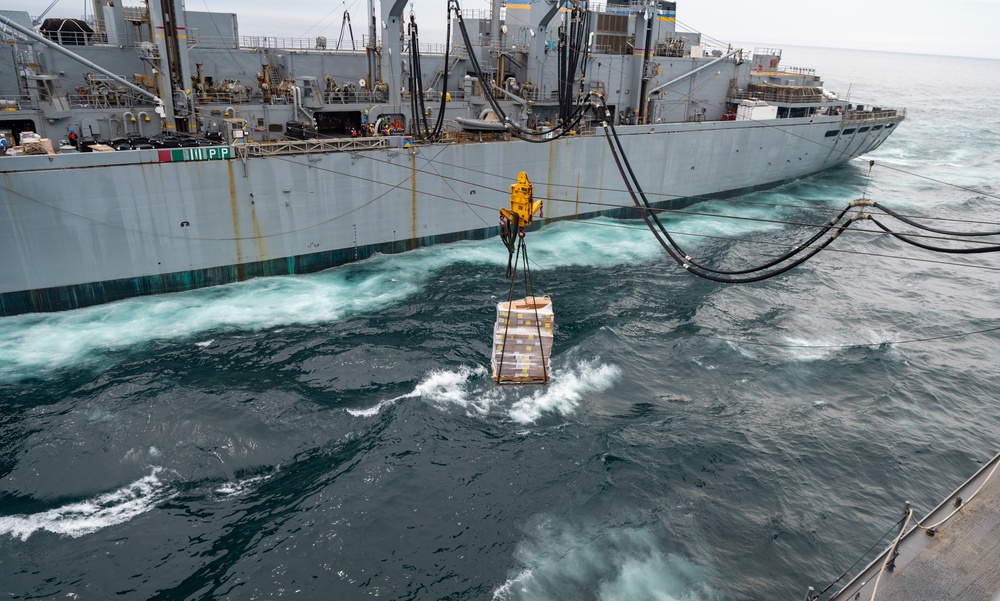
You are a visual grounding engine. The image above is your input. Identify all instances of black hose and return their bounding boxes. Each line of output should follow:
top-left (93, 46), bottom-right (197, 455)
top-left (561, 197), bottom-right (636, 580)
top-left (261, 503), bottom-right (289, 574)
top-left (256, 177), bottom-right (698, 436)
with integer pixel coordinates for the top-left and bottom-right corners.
top-left (410, 17), bottom-right (430, 137)
top-left (452, 0), bottom-right (594, 142)
top-left (868, 217), bottom-right (1000, 253)
top-left (600, 98), bottom-right (867, 283)
top-left (874, 202), bottom-right (1000, 237)
top-left (407, 21), bottom-right (420, 137)
top-left (430, 3), bottom-right (453, 139)
top-left (610, 113), bottom-right (859, 275)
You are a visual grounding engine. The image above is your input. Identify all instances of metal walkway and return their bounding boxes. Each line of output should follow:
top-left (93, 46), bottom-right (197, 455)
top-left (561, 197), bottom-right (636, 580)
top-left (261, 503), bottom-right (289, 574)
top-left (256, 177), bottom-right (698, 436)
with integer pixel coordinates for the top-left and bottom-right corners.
top-left (238, 137), bottom-right (391, 157)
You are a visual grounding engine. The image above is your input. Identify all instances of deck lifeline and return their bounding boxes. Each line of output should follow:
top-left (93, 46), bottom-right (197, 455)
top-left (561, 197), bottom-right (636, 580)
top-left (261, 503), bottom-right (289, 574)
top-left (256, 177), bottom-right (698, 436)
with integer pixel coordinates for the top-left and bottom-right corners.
top-left (827, 451), bottom-right (1000, 601)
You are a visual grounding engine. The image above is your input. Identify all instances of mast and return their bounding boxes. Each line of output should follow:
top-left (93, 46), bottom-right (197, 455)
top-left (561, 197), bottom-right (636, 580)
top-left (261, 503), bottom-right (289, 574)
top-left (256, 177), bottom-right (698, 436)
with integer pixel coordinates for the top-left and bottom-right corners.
top-left (147, 0), bottom-right (195, 132)
top-left (380, 0), bottom-right (407, 106)
top-left (532, 0), bottom-right (563, 99)
top-left (491, 0), bottom-right (502, 87)
top-left (637, 0), bottom-right (655, 125)
top-left (366, 0), bottom-right (378, 92)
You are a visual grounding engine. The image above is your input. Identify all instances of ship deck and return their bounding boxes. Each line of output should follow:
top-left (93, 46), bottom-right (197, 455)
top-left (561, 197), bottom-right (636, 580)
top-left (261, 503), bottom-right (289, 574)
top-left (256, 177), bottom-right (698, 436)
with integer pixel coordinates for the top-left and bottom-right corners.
top-left (828, 451), bottom-right (1000, 600)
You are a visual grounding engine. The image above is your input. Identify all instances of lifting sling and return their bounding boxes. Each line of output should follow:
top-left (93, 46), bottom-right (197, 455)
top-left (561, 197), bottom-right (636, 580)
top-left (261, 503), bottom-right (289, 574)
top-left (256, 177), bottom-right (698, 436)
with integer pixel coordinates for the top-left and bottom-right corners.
top-left (491, 172), bottom-right (554, 386)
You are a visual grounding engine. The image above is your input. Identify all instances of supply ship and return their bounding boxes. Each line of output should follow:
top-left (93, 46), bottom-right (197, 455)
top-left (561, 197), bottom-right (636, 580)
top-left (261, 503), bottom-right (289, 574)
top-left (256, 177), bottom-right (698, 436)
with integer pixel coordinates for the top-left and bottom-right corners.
top-left (0, 0), bottom-right (904, 316)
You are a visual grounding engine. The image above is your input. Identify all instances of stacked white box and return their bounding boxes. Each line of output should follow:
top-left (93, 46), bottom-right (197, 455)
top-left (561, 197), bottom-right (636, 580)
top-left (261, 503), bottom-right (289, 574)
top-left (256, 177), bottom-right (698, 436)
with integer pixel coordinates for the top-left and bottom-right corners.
top-left (491, 296), bottom-right (554, 385)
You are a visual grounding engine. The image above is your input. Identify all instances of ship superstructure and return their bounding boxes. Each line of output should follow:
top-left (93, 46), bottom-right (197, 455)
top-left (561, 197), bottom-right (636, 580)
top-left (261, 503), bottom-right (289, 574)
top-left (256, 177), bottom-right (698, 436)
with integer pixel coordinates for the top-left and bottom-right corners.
top-left (0, 0), bottom-right (904, 315)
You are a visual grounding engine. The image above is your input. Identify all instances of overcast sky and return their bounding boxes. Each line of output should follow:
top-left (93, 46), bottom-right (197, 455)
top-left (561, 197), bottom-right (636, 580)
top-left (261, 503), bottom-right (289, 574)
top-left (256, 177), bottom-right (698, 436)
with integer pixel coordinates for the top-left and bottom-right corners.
top-left (6, 0), bottom-right (1000, 59)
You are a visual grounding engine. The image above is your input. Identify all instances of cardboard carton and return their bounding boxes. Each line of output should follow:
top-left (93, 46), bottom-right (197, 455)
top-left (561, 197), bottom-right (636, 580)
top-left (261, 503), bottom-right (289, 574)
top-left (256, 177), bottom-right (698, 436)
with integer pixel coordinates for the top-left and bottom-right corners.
top-left (491, 295), bottom-right (554, 385)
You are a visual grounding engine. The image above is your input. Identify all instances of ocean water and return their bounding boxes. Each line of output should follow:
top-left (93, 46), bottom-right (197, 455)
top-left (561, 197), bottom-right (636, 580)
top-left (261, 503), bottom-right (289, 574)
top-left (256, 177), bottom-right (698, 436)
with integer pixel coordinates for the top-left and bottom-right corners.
top-left (2, 47), bottom-right (1000, 600)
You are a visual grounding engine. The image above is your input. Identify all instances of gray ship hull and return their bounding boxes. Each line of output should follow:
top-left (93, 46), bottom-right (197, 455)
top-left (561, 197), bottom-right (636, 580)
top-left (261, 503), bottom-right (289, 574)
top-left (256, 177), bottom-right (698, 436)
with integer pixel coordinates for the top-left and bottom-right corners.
top-left (0, 114), bottom-right (900, 315)
top-left (0, 0), bottom-right (907, 315)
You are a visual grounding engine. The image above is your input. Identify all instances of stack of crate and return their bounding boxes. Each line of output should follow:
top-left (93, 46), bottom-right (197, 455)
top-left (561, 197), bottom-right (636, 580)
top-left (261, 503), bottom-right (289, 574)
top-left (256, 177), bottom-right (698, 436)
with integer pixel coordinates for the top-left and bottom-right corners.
top-left (20, 133), bottom-right (55, 155)
top-left (491, 295), bottom-right (554, 385)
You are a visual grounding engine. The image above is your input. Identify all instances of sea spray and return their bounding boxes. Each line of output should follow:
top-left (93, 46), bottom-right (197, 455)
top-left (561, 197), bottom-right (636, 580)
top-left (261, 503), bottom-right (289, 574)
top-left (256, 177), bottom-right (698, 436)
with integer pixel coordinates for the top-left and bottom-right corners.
top-left (493, 519), bottom-right (721, 601)
top-left (347, 360), bottom-right (621, 423)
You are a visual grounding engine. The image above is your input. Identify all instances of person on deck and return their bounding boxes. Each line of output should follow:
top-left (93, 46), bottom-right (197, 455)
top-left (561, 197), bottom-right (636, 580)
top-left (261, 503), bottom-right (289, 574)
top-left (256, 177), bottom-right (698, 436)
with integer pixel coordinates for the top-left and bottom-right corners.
top-left (0, 134), bottom-right (7, 156)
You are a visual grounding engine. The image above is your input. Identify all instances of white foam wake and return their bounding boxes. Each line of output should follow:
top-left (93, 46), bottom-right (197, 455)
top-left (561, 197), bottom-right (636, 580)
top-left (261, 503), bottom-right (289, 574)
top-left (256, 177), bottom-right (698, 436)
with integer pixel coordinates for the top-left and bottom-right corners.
top-left (346, 365), bottom-right (491, 417)
top-left (348, 360), bottom-right (620, 424)
top-left (213, 469), bottom-right (277, 497)
top-left (0, 468), bottom-right (171, 541)
top-left (508, 361), bottom-right (620, 424)
top-left (0, 206), bottom-right (789, 383)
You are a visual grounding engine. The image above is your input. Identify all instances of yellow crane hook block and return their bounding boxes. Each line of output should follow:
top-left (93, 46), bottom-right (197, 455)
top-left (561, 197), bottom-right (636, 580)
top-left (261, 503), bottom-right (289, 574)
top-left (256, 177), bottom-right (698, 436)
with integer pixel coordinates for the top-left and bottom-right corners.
top-left (491, 295), bottom-right (554, 385)
top-left (500, 171), bottom-right (543, 227)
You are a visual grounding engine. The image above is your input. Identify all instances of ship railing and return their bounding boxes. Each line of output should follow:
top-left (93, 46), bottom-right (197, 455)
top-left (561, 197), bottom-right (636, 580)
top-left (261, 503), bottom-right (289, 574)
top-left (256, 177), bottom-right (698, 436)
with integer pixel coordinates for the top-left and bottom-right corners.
top-left (627, 0), bottom-right (661, 12)
top-left (185, 29), bottom-right (240, 50)
top-left (752, 47), bottom-right (783, 57)
top-left (41, 31), bottom-right (100, 46)
top-left (195, 91), bottom-right (254, 104)
top-left (237, 137), bottom-right (391, 157)
top-left (403, 89), bottom-right (466, 102)
top-left (452, 130), bottom-right (511, 143)
top-left (434, 41), bottom-right (466, 55)
top-left (122, 5), bottom-right (147, 22)
top-left (460, 9), bottom-right (493, 21)
top-left (844, 107), bottom-right (906, 122)
top-left (449, 128), bottom-right (596, 143)
top-left (322, 89), bottom-right (395, 104)
top-left (402, 90), bottom-right (465, 100)
top-left (495, 38), bottom-right (541, 56)
top-left (775, 65), bottom-right (817, 76)
top-left (450, 122), bottom-right (599, 143)
top-left (590, 1), bottom-right (660, 15)
top-left (43, 28), bottom-right (154, 48)
top-left (241, 34), bottom-right (375, 50)
top-left (402, 39), bottom-right (458, 55)
top-left (730, 90), bottom-right (825, 104)
top-left (67, 91), bottom-right (137, 109)
top-left (511, 86), bottom-right (544, 100)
